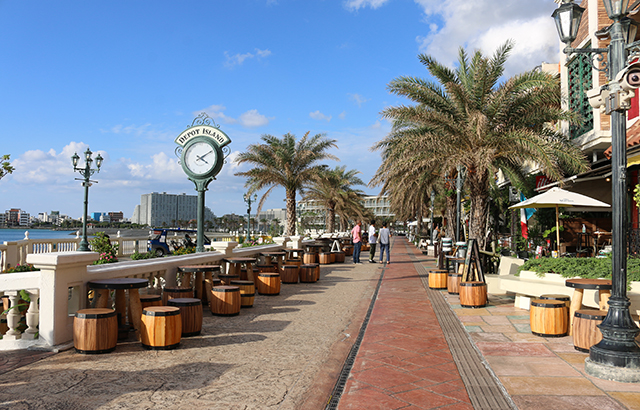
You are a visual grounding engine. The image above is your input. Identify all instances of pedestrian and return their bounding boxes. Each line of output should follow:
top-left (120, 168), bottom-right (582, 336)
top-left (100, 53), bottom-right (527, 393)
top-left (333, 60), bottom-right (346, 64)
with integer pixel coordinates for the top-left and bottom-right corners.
top-left (368, 220), bottom-right (377, 263)
top-left (432, 224), bottom-right (440, 243)
top-left (351, 220), bottom-right (362, 264)
top-left (378, 222), bottom-right (391, 264)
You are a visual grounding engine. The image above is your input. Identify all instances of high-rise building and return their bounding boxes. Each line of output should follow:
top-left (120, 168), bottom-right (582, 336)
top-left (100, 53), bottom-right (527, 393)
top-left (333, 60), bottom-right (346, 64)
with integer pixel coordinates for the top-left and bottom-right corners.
top-left (131, 192), bottom-right (215, 227)
top-left (5, 208), bottom-right (30, 227)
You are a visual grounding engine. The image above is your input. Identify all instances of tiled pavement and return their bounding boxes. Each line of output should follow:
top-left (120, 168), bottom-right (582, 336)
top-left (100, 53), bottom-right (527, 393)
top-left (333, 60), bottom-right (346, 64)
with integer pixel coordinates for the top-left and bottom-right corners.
top-left (337, 237), bottom-right (640, 410)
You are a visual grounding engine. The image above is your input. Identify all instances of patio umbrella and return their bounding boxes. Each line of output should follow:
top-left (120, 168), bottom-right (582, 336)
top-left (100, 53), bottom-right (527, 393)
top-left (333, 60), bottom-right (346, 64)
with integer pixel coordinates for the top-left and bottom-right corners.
top-left (508, 187), bottom-right (611, 253)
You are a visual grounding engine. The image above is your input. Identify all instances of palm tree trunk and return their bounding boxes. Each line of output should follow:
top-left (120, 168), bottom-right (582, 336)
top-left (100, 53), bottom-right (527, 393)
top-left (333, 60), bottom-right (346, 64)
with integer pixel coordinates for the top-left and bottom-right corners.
top-left (285, 191), bottom-right (296, 236)
top-left (327, 207), bottom-right (336, 233)
top-left (444, 195), bottom-right (456, 239)
top-left (468, 171), bottom-right (490, 249)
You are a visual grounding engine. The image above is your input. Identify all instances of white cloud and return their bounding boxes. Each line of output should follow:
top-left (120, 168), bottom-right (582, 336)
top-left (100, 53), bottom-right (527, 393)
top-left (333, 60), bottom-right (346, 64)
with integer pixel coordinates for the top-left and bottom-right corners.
top-left (199, 104), bottom-right (238, 125)
top-left (310, 110), bottom-right (332, 122)
top-left (224, 48), bottom-right (272, 68)
top-left (339, 111), bottom-right (347, 120)
top-left (344, 0), bottom-right (390, 11)
top-left (239, 109), bottom-right (272, 128)
top-left (349, 93), bottom-right (369, 107)
top-left (413, 0), bottom-right (560, 77)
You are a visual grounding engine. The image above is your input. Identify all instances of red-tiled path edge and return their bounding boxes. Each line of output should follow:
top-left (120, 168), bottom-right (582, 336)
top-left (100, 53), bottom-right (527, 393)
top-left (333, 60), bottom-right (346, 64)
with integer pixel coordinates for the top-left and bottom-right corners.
top-left (337, 237), bottom-right (485, 410)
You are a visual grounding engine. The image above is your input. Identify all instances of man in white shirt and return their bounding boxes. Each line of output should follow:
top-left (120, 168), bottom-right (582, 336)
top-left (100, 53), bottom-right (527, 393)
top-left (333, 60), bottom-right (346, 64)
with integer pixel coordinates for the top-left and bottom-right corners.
top-left (368, 220), bottom-right (377, 263)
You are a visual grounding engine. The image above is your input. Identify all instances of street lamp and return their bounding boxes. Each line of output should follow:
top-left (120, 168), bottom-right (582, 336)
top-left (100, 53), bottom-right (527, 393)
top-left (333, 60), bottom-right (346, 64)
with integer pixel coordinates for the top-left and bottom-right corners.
top-left (243, 192), bottom-right (257, 242)
top-left (552, 0), bottom-right (640, 381)
top-left (71, 148), bottom-right (103, 252)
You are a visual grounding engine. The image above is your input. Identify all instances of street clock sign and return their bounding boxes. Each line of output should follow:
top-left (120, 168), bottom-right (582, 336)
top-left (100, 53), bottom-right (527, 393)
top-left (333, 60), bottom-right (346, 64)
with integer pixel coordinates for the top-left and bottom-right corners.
top-left (175, 113), bottom-right (232, 252)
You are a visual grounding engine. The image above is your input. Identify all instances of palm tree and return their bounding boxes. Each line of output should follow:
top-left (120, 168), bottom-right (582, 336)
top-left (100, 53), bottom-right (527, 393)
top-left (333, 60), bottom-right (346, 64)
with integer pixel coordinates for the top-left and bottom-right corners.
top-left (235, 132), bottom-right (338, 236)
top-left (303, 166), bottom-right (366, 233)
top-left (374, 41), bottom-right (588, 248)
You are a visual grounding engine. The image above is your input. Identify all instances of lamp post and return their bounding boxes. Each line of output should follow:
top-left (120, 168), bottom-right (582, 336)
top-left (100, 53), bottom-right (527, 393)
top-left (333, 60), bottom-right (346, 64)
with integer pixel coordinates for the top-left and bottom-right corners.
top-left (243, 193), bottom-right (257, 242)
top-left (71, 148), bottom-right (103, 252)
top-left (430, 189), bottom-right (435, 243)
top-left (552, 0), bottom-right (640, 381)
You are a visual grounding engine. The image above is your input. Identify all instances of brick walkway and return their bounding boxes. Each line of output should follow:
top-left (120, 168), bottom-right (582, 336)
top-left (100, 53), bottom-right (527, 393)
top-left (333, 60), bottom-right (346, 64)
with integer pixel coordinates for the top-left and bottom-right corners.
top-left (337, 239), bottom-right (474, 409)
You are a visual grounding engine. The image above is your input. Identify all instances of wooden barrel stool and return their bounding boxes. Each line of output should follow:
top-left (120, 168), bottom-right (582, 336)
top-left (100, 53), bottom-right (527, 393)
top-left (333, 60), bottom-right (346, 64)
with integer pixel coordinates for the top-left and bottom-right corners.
top-left (319, 252), bottom-right (331, 265)
top-left (447, 273), bottom-right (462, 295)
top-left (162, 287), bottom-right (193, 305)
top-left (167, 298), bottom-right (203, 337)
top-left (140, 294), bottom-right (162, 310)
top-left (300, 264), bottom-right (318, 283)
top-left (74, 308), bottom-right (118, 354)
top-left (428, 271), bottom-right (448, 290)
top-left (539, 294), bottom-right (571, 308)
top-left (573, 309), bottom-right (606, 352)
top-left (211, 278), bottom-right (222, 287)
top-left (230, 280), bottom-right (256, 308)
top-left (257, 264), bottom-right (277, 273)
top-left (286, 258), bottom-right (302, 268)
top-left (218, 273), bottom-right (240, 286)
top-left (329, 252), bottom-right (336, 263)
top-left (210, 286), bottom-right (241, 316)
top-left (257, 273), bottom-right (281, 296)
top-left (459, 281), bottom-right (487, 308)
top-left (530, 299), bottom-right (568, 337)
top-left (303, 252), bottom-right (318, 264)
top-left (141, 306), bottom-right (181, 350)
top-left (281, 265), bottom-right (299, 284)
top-left (332, 251), bottom-right (345, 263)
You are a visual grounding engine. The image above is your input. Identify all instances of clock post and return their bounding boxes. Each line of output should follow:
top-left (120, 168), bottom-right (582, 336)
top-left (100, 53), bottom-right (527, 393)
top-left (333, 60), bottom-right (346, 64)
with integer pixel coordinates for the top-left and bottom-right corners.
top-left (175, 113), bottom-right (232, 252)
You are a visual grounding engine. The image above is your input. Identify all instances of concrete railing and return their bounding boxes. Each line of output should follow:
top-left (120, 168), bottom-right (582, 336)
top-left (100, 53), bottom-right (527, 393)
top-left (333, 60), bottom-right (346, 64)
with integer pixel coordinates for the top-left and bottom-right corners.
top-left (0, 237), bottom-right (299, 351)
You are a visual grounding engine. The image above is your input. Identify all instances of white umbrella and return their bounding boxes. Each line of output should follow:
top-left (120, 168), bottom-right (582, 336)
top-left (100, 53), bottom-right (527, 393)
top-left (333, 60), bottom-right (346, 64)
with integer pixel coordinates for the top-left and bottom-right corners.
top-left (508, 187), bottom-right (611, 253)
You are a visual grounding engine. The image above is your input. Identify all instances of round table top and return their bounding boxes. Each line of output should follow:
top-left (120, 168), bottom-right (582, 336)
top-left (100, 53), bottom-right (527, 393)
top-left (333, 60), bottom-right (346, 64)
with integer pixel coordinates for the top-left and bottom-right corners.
top-left (88, 278), bottom-right (149, 290)
top-left (260, 252), bottom-right (286, 256)
top-left (223, 257), bottom-right (257, 263)
top-left (178, 265), bottom-right (221, 272)
top-left (565, 278), bottom-right (612, 290)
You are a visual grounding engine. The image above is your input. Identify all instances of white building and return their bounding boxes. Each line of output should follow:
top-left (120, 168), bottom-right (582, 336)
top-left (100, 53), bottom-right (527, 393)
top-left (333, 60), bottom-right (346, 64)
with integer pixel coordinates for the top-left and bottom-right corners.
top-left (131, 192), bottom-right (215, 227)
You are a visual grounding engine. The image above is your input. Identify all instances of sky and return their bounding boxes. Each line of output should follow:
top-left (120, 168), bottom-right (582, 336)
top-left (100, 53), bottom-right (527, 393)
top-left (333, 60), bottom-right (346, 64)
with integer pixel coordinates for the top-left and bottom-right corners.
top-left (0, 0), bottom-right (561, 220)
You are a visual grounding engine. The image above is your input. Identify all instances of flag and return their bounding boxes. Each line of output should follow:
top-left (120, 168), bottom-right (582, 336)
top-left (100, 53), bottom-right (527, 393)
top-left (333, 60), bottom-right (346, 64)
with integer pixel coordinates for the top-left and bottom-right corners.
top-left (520, 193), bottom-right (536, 239)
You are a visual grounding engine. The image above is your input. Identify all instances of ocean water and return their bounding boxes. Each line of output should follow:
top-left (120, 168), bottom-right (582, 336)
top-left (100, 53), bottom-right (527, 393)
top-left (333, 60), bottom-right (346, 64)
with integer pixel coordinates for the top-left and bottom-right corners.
top-left (0, 228), bottom-right (77, 243)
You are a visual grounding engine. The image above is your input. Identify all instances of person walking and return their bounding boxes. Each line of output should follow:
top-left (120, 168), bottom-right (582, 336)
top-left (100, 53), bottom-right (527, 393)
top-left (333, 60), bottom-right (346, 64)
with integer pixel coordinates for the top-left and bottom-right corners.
top-left (378, 222), bottom-right (391, 264)
top-left (368, 220), bottom-right (378, 263)
top-left (351, 220), bottom-right (362, 264)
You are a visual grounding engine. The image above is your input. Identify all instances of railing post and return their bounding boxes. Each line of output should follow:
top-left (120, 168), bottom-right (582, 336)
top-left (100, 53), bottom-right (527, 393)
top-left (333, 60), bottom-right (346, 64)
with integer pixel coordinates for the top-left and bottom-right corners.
top-left (4, 241), bottom-right (19, 270)
top-left (4, 291), bottom-right (22, 340)
top-left (27, 251), bottom-right (98, 346)
top-left (22, 289), bottom-right (39, 340)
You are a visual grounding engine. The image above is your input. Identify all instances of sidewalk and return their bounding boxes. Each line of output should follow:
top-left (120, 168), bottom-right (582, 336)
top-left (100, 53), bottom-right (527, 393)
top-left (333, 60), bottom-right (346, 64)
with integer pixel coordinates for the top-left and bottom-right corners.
top-left (335, 237), bottom-right (640, 410)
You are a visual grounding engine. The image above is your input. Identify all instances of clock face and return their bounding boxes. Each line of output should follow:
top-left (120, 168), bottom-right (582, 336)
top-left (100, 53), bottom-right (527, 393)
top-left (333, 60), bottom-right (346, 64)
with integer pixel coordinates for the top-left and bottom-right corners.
top-left (184, 141), bottom-right (217, 176)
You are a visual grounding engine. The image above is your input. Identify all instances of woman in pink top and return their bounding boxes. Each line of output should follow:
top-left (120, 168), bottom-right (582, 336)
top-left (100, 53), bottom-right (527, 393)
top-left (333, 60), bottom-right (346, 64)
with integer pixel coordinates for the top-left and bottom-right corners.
top-left (351, 220), bottom-right (362, 264)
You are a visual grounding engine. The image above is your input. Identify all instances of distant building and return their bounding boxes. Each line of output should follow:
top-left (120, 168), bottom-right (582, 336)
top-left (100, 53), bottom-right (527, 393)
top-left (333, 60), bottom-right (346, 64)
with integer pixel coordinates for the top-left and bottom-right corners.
top-left (131, 192), bottom-right (215, 227)
top-left (108, 211), bottom-right (124, 222)
top-left (4, 208), bottom-right (30, 227)
top-left (298, 195), bottom-right (394, 230)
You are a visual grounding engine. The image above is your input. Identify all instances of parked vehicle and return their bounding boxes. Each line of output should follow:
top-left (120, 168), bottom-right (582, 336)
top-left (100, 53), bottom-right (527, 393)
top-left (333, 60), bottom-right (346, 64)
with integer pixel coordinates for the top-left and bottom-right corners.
top-left (148, 228), bottom-right (211, 256)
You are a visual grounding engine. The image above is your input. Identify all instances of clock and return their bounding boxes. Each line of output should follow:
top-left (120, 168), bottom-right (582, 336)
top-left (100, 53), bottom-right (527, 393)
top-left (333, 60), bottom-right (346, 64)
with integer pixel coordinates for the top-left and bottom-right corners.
top-left (181, 138), bottom-right (221, 178)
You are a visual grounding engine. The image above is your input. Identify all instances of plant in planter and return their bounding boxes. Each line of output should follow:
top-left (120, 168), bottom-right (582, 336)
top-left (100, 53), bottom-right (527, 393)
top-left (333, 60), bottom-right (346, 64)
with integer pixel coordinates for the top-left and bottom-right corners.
top-left (3, 263), bottom-right (39, 273)
top-left (90, 232), bottom-right (118, 264)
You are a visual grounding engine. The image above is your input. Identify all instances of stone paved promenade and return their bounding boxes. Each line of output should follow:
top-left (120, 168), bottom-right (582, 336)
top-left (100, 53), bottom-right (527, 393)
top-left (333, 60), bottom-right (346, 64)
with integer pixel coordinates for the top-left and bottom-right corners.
top-left (3, 237), bottom-right (640, 409)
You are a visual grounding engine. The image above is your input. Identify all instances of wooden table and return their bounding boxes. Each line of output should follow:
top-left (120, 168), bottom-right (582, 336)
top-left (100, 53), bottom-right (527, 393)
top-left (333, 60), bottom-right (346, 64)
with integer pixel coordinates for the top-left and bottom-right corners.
top-left (566, 278), bottom-right (612, 335)
top-left (88, 278), bottom-right (149, 340)
top-left (223, 257), bottom-right (257, 280)
top-left (283, 248), bottom-right (304, 259)
top-left (177, 265), bottom-right (221, 302)
top-left (260, 252), bottom-right (286, 270)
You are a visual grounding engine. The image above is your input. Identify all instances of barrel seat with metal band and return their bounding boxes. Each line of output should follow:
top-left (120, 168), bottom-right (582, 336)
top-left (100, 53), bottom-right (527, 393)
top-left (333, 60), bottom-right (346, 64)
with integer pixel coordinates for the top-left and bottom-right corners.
top-left (342, 245), bottom-right (353, 256)
top-left (140, 306), bottom-right (181, 350)
top-left (210, 286), bottom-right (241, 316)
top-left (281, 265), bottom-right (299, 283)
top-left (447, 273), bottom-right (462, 295)
top-left (285, 258), bottom-right (302, 268)
top-left (257, 272), bottom-right (281, 295)
top-left (303, 252), bottom-right (318, 264)
top-left (319, 252), bottom-right (332, 265)
top-left (218, 273), bottom-right (240, 286)
top-left (163, 286), bottom-right (194, 305)
top-left (332, 251), bottom-right (345, 263)
top-left (167, 298), bottom-right (203, 337)
top-left (230, 280), bottom-right (256, 308)
top-left (140, 294), bottom-right (162, 310)
top-left (428, 271), bottom-right (447, 290)
top-left (74, 308), bottom-right (118, 354)
top-left (530, 299), bottom-right (568, 337)
top-left (459, 281), bottom-right (487, 308)
top-left (573, 309), bottom-right (606, 352)
top-left (565, 278), bottom-right (612, 335)
top-left (300, 264), bottom-right (318, 283)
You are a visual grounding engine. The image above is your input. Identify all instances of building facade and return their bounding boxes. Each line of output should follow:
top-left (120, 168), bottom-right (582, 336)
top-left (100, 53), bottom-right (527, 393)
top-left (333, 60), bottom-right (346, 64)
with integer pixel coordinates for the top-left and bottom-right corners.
top-left (131, 192), bottom-right (215, 227)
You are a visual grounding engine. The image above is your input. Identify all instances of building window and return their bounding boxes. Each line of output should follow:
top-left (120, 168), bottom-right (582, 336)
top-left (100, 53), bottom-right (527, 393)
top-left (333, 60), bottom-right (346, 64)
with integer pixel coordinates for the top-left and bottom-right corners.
top-left (568, 52), bottom-right (593, 139)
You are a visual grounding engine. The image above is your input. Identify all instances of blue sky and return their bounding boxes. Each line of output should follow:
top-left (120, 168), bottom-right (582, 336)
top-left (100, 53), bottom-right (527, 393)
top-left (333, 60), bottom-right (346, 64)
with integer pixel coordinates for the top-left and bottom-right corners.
top-left (0, 0), bottom-right (560, 220)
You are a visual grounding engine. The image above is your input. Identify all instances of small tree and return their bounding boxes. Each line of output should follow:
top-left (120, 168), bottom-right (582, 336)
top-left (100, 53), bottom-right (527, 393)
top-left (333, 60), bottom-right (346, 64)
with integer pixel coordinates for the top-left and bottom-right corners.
top-left (0, 155), bottom-right (15, 180)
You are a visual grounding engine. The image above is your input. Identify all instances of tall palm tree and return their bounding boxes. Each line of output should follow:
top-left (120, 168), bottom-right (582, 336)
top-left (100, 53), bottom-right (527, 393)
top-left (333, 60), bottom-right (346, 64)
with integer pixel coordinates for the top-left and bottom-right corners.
top-left (303, 166), bottom-right (366, 233)
top-left (235, 132), bottom-right (338, 236)
top-left (375, 41), bottom-right (588, 248)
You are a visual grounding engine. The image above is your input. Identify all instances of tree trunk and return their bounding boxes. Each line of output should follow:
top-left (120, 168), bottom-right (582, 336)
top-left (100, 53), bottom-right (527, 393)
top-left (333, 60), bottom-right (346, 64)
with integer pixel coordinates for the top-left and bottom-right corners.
top-left (285, 191), bottom-right (296, 236)
top-left (444, 195), bottom-right (456, 239)
top-left (467, 170), bottom-right (490, 249)
top-left (326, 206), bottom-right (336, 233)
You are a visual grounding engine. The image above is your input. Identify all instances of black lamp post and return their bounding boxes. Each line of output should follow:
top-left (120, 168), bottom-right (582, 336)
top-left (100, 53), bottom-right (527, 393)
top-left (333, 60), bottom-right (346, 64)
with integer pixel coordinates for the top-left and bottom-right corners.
top-left (552, 0), bottom-right (640, 381)
top-left (243, 193), bottom-right (257, 242)
top-left (72, 148), bottom-right (103, 252)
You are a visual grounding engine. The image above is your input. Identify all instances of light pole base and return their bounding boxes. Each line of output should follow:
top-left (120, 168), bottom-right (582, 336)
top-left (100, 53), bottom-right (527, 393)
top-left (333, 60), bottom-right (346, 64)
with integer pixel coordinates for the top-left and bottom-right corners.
top-left (585, 357), bottom-right (640, 383)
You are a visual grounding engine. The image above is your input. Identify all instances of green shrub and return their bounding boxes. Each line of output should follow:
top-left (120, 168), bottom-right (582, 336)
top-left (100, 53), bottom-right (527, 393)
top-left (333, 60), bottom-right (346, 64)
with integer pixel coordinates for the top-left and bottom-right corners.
top-left (90, 232), bottom-right (119, 264)
top-left (3, 264), bottom-right (39, 273)
top-left (131, 251), bottom-right (156, 260)
top-left (518, 256), bottom-right (640, 285)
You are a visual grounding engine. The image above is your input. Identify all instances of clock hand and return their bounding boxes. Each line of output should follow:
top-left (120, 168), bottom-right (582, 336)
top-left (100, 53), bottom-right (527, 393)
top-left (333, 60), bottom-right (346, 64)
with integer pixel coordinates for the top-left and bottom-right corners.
top-left (200, 150), bottom-right (213, 159)
top-left (196, 155), bottom-right (209, 164)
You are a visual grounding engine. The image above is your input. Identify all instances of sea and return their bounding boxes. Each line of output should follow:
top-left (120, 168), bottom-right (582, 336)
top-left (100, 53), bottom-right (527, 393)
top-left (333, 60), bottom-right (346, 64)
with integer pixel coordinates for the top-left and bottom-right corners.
top-left (0, 228), bottom-right (77, 243)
